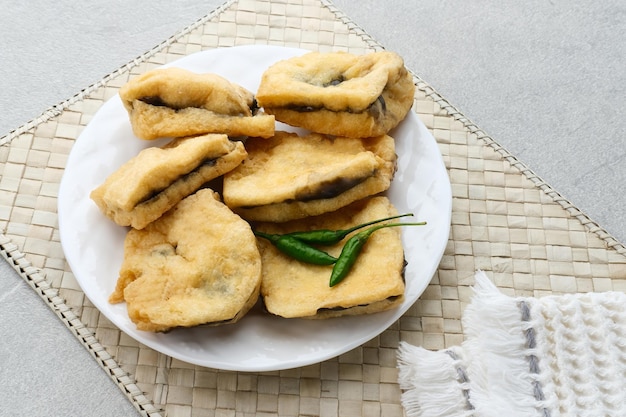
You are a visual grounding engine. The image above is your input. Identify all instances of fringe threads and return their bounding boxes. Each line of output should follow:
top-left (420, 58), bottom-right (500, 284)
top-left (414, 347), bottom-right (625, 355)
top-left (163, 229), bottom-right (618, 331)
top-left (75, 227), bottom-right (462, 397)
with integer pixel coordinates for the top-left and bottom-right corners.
top-left (397, 270), bottom-right (626, 417)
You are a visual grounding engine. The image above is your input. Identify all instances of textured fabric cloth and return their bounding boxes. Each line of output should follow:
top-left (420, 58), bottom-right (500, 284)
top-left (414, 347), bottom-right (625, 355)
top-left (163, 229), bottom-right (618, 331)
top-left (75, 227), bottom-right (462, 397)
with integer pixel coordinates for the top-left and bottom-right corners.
top-left (397, 270), bottom-right (626, 417)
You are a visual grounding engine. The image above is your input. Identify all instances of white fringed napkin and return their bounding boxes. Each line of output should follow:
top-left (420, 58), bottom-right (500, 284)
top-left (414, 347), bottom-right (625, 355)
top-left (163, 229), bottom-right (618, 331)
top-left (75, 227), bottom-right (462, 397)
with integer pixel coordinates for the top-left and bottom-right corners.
top-left (397, 271), bottom-right (626, 417)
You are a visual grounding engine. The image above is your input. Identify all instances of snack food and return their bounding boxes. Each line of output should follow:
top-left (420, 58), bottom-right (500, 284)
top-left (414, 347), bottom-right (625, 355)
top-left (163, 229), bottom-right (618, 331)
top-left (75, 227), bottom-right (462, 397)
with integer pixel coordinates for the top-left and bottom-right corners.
top-left (222, 131), bottom-right (397, 222)
top-left (119, 67), bottom-right (275, 140)
top-left (90, 133), bottom-right (247, 229)
top-left (256, 51), bottom-right (415, 138)
top-left (109, 189), bottom-right (262, 332)
top-left (255, 196), bottom-right (405, 319)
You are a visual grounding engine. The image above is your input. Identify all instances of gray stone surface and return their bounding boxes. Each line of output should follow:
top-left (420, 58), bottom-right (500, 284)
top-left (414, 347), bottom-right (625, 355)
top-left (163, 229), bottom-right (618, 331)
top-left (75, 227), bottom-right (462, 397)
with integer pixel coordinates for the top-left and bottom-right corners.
top-left (332, 0), bottom-right (626, 244)
top-left (0, 1), bottom-right (624, 415)
top-left (0, 260), bottom-right (139, 417)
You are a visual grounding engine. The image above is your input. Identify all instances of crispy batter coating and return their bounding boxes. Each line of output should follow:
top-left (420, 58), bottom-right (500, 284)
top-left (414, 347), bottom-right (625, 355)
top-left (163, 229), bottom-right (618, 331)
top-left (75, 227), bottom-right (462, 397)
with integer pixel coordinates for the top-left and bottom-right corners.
top-left (90, 133), bottom-right (247, 229)
top-left (110, 189), bottom-right (262, 332)
top-left (222, 131), bottom-right (397, 222)
top-left (255, 196), bottom-right (405, 319)
top-left (256, 51), bottom-right (415, 138)
top-left (119, 67), bottom-right (275, 140)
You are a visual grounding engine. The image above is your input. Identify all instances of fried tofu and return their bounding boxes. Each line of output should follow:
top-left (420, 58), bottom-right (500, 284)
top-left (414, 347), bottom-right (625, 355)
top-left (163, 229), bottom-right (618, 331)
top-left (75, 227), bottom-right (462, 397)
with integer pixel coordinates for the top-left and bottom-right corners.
top-left (254, 196), bottom-right (405, 319)
top-left (222, 131), bottom-right (397, 222)
top-left (110, 189), bottom-right (262, 332)
top-left (90, 133), bottom-right (246, 229)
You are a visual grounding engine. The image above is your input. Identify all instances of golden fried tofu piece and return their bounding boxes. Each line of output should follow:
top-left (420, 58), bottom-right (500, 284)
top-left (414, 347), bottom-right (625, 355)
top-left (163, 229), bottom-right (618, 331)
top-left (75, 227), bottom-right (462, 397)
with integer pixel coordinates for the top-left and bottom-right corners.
top-left (255, 196), bottom-right (405, 319)
top-left (256, 51), bottom-right (415, 138)
top-left (222, 131), bottom-right (397, 222)
top-left (110, 189), bottom-right (262, 332)
top-left (119, 67), bottom-right (275, 140)
top-left (90, 133), bottom-right (247, 229)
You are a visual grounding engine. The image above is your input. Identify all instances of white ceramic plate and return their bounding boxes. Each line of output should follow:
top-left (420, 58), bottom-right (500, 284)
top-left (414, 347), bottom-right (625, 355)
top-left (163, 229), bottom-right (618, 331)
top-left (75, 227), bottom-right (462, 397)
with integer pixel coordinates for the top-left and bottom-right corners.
top-left (58, 45), bottom-right (451, 372)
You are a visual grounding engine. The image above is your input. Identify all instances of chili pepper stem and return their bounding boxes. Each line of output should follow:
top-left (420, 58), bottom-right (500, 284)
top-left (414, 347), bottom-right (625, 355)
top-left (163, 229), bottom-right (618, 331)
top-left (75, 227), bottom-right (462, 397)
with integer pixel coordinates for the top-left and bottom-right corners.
top-left (253, 230), bottom-right (277, 242)
top-left (285, 213), bottom-right (415, 245)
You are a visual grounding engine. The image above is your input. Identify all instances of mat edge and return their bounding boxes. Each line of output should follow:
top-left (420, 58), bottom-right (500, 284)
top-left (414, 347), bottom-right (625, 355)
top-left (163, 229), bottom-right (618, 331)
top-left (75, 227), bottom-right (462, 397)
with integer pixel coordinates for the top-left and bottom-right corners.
top-left (0, 235), bottom-right (164, 417)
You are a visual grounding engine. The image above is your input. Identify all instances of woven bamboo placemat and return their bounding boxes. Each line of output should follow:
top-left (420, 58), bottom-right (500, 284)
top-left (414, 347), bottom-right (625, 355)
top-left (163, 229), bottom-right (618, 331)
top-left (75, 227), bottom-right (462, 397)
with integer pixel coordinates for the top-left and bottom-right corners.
top-left (2, 0), bottom-right (626, 416)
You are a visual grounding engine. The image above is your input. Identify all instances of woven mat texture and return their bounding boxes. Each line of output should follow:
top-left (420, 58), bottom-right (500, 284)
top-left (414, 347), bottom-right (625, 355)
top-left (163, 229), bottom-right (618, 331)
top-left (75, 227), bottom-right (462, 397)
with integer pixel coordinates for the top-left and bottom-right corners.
top-left (2, 0), bottom-right (626, 416)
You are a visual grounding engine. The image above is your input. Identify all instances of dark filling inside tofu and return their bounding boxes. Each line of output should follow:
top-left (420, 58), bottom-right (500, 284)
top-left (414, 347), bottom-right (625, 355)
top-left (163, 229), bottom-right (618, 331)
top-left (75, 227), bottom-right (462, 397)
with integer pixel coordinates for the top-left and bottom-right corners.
top-left (135, 157), bottom-right (219, 207)
top-left (250, 97), bottom-right (261, 115)
top-left (165, 316), bottom-right (236, 332)
top-left (295, 173), bottom-right (374, 202)
top-left (139, 95), bottom-right (178, 109)
top-left (367, 95), bottom-right (387, 121)
top-left (316, 295), bottom-right (401, 314)
top-left (139, 96), bottom-right (259, 115)
top-left (402, 259), bottom-right (407, 284)
top-left (323, 76), bottom-right (345, 87)
top-left (286, 94), bottom-right (386, 119)
top-left (238, 171), bottom-right (375, 210)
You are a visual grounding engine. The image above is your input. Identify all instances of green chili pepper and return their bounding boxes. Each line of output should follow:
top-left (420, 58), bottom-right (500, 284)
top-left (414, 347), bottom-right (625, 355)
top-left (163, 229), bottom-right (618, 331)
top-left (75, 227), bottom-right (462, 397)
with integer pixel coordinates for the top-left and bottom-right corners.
top-left (284, 213), bottom-right (414, 245)
top-left (254, 231), bottom-right (338, 265)
top-left (329, 221), bottom-right (427, 287)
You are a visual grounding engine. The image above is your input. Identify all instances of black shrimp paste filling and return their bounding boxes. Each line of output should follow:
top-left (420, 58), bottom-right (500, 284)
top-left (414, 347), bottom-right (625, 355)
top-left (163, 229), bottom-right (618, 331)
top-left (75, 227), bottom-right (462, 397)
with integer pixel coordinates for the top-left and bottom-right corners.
top-left (239, 170), bottom-right (376, 209)
top-left (316, 295), bottom-right (402, 314)
top-left (139, 96), bottom-right (173, 108)
top-left (286, 95), bottom-right (387, 123)
top-left (295, 171), bottom-right (375, 202)
top-left (284, 75), bottom-right (388, 118)
top-left (138, 96), bottom-right (259, 115)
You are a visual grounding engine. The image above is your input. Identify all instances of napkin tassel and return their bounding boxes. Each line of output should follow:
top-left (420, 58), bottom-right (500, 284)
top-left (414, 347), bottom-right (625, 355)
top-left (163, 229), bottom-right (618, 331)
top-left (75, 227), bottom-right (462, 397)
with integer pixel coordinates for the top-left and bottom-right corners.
top-left (398, 271), bottom-right (554, 417)
top-left (397, 342), bottom-right (475, 417)
top-left (462, 271), bottom-right (551, 416)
